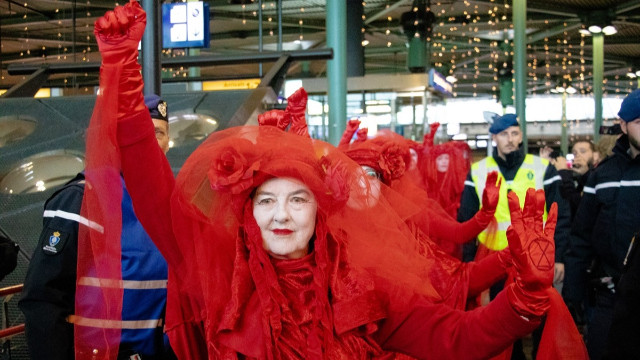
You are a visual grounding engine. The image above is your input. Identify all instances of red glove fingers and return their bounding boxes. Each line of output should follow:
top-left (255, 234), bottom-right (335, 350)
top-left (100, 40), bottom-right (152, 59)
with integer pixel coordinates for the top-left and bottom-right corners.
top-left (481, 171), bottom-right (501, 213)
top-left (286, 88), bottom-right (308, 117)
top-left (338, 119), bottom-right (361, 149)
top-left (505, 189), bottom-right (558, 318)
top-left (355, 128), bottom-right (368, 143)
top-left (94, 0), bottom-right (146, 65)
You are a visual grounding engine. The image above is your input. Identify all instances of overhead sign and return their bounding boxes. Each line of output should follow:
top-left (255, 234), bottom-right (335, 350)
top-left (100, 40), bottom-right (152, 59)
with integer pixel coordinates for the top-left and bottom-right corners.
top-left (162, 1), bottom-right (210, 49)
top-left (429, 68), bottom-right (453, 97)
top-left (202, 79), bottom-right (261, 91)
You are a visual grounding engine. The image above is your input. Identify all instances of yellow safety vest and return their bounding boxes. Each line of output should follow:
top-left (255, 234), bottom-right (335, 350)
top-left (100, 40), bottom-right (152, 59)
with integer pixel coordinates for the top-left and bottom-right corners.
top-left (470, 154), bottom-right (548, 250)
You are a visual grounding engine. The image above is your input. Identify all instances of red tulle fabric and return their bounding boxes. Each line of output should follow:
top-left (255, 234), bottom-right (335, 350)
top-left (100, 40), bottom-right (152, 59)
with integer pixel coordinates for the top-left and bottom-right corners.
top-left (168, 122), bottom-right (454, 358)
top-left (419, 140), bottom-right (472, 219)
top-left (76, 64), bottom-right (124, 359)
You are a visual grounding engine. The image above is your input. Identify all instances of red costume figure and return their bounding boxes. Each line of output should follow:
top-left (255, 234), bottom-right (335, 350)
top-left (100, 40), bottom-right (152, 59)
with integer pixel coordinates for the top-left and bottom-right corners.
top-left (341, 124), bottom-right (497, 260)
top-left (421, 137), bottom-right (472, 220)
top-left (80, 2), bottom-right (586, 359)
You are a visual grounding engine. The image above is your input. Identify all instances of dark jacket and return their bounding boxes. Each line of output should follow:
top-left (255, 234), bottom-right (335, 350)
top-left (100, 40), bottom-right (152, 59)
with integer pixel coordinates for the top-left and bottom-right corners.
top-left (557, 168), bottom-right (591, 221)
top-left (564, 135), bottom-right (640, 305)
top-left (458, 148), bottom-right (571, 263)
top-left (603, 231), bottom-right (640, 359)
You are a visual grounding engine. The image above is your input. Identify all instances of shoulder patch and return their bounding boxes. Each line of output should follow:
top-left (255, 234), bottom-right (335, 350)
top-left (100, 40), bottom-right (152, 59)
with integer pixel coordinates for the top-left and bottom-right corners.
top-left (42, 230), bottom-right (69, 255)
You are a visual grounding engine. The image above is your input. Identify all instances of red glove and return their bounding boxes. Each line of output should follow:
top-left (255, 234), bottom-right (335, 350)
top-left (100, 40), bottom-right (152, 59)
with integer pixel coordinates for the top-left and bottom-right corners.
top-left (94, 0), bottom-right (146, 66)
top-left (474, 171), bottom-right (500, 227)
top-left (505, 188), bottom-right (557, 318)
top-left (286, 88), bottom-right (310, 137)
top-left (338, 119), bottom-right (361, 149)
top-left (355, 128), bottom-right (368, 143)
top-left (94, 0), bottom-right (147, 119)
top-left (423, 122), bottom-right (440, 147)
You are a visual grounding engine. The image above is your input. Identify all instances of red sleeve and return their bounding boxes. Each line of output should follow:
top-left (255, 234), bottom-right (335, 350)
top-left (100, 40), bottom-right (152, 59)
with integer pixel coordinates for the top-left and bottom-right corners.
top-left (117, 109), bottom-right (181, 268)
top-left (427, 209), bottom-right (485, 244)
top-left (466, 253), bottom-right (507, 297)
top-left (374, 291), bottom-right (540, 360)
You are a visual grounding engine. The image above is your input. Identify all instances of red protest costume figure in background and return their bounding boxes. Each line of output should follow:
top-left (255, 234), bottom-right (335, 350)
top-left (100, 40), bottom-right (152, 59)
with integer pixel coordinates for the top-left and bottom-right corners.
top-left (340, 121), bottom-right (499, 261)
top-left (420, 123), bottom-right (473, 220)
top-left (84, 2), bottom-right (585, 359)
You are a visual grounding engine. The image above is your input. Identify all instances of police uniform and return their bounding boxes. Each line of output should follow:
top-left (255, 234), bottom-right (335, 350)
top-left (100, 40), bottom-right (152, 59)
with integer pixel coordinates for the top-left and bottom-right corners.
top-left (458, 146), bottom-right (570, 265)
top-left (603, 230), bottom-right (640, 359)
top-left (564, 134), bottom-right (640, 360)
top-left (20, 95), bottom-right (173, 360)
top-left (457, 115), bottom-right (571, 360)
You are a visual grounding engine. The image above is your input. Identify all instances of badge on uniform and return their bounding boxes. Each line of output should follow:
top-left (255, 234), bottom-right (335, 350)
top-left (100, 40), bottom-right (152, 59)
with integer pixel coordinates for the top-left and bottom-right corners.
top-left (43, 230), bottom-right (66, 255)
top-left (527, 170), bottom-right (534, 180)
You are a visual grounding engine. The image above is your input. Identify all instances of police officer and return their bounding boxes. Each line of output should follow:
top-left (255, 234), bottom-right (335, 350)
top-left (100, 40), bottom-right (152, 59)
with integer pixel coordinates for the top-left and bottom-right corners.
top-left (458, 114), bottom-right (570, 281)
top-left (457, 114), bottom-right (571, 359)
top-left (564, 89), bottom-right (640, 360)
top-left (19, 95), bottom-right (174, 360)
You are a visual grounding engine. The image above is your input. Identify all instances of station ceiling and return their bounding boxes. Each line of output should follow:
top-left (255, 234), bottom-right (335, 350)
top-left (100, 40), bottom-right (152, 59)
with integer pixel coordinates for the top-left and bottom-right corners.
top-left (1, 0), bottom-right (640, 98)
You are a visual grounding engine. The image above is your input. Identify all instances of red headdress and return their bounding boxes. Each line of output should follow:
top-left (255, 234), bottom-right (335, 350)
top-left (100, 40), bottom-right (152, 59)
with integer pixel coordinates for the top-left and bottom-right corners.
top-left (419, 140), bottom-right (472, 218)
top-left (172, 88), bottom-right (442, 358)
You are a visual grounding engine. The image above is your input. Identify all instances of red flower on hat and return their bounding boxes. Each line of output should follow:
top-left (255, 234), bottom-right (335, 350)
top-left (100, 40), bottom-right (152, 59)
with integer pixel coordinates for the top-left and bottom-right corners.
top-left (208, 147), bottom-right (260, 194)
top-left (378, 143), bottom-right (406, 181)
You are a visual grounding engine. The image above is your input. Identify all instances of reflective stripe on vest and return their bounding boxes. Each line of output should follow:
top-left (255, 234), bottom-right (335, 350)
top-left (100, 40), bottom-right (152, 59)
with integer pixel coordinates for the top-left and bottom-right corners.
top-left (78, 276), bottom-right (167, 290)
top-left (67, 315), bottom-right (163, 330)
top-left (470, 154), bottom-right (549, 250)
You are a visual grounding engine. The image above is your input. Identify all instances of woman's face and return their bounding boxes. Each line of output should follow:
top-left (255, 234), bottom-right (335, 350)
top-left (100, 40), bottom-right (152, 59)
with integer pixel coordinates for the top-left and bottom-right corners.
top-left (347, 166), bottom-right (381, 210)
top-left (409, 148), bottom-right (419, 171)
top-left (435, 153), bottom-right (450, 173)
top-left (253, 177), bottom-right (318, 260)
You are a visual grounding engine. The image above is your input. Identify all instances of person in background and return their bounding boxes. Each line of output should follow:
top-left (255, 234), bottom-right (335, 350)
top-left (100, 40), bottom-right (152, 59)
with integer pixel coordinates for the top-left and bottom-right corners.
top-left (564, 89), bottom-right (640, 360)
top-left (19, 94), bottom-right (175, 360)
top-left (543, 141), bottom-right (596, 221)
top-left (458, 114), bottom-right (570, 283)
top-left (457, 113), bottom-right (571, 359)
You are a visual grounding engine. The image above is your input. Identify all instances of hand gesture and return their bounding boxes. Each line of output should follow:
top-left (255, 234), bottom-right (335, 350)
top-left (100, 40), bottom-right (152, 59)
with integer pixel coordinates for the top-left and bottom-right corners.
top-left (507, 188), bottom-right (557, 293)
top-left (94, 0), bottom-right (146, 65)
top-left (339, 119), bottom-right (361, 148)
top-left (481, 171), bottom-right (501, 213)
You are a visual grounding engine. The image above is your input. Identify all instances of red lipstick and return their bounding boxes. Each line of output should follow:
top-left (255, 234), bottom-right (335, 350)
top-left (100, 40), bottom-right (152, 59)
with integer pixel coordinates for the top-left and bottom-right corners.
top-left (272, 229), bottom-right (293, 235)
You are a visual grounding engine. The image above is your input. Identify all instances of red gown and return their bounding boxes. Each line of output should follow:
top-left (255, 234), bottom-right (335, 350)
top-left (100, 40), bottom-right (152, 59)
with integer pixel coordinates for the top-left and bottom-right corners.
top-left (111, 109), bottom-right (540, 359)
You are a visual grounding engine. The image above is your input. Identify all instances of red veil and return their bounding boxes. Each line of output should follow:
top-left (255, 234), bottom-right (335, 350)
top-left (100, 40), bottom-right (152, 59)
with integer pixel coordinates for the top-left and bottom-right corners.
top-left (419, 140), bottom-right (472, 219)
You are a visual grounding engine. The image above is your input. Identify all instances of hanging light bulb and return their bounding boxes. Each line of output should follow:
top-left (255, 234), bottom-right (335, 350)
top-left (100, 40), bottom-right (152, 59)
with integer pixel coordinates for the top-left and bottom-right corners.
top-left (602, 25), bottom-right (617, 35)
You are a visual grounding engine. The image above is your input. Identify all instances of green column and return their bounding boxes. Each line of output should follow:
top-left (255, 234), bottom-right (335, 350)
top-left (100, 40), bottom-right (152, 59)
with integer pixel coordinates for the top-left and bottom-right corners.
top-left (561, 92), bottom-right (568, 155)
top-left (326, 0), bottom-right (347, 146)
top-left (188, 48), bottom-right (202, 91)
top-left (513, 0), bottom-right (527, 153)
top-left (593, 32), bottom-right (604, 141)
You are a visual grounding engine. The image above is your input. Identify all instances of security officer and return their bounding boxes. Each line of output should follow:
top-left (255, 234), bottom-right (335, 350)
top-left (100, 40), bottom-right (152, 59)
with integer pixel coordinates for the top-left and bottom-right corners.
top-left (459, 114), bottom-right (570, 280)
top-left (19, 95), bottom-right (174, 360)
top-left (458, 114), bottom-right (570, 359)
top-left (564, 89), bottom-right (640, 360)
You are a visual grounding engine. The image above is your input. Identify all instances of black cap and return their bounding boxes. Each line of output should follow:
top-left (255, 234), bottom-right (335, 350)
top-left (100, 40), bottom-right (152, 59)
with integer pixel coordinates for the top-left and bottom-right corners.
top-left (144, 94), bottom-right (168, 122)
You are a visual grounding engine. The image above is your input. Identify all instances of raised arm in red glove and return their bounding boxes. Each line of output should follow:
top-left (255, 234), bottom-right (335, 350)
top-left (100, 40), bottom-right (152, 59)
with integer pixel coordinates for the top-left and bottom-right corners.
top-left (94, 0), bottom-right (147, 119)
top-left (427, 171), bottom-right (500, 246)
top-left (338, 119), bottom-right (361, 149)
top-left (505, 188), bottom-right (557, 318)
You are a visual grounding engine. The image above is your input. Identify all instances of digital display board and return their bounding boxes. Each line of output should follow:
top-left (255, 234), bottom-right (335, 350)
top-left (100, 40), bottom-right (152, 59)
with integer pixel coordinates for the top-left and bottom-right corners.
top-left (162, 1), bottom-right (210, 49)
